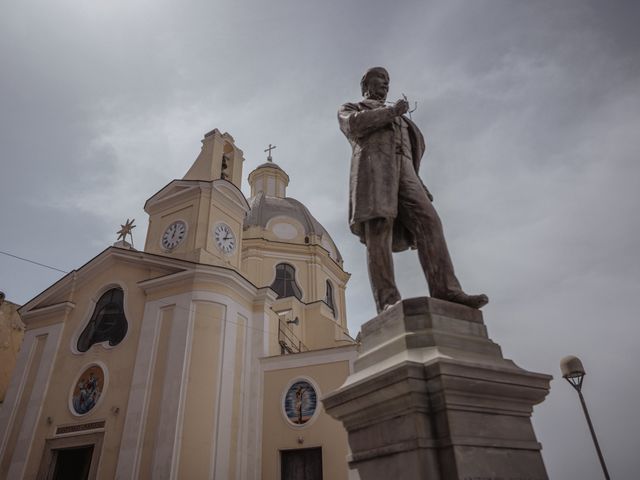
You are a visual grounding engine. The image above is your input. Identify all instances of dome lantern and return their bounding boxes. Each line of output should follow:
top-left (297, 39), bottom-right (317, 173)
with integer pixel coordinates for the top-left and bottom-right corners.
top-left (248, 146), bottom-right (290, 198)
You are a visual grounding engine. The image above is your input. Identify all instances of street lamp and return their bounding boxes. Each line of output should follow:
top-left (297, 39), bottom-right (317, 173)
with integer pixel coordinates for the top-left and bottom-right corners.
top-left (560, 355), bottom-right (610, 480)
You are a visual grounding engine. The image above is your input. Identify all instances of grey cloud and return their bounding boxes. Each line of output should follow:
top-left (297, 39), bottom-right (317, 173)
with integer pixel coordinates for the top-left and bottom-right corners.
top-left (1, 0), bottom-right (639, 477)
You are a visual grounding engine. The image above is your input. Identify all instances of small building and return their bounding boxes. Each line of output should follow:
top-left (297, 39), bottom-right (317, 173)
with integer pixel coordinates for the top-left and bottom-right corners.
top-left (0, 293), bottom-right (25, 404)
top-left (0, 129), bottom-right (357, 480)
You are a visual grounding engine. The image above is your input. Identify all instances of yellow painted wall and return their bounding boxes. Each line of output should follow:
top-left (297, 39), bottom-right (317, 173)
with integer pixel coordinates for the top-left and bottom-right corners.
top-left (178, 301), bottom-right (226, 478)
top-left (0, 299), bottom-right (24, 402)
top-left (145, 199), bottom-right (198, 257)
top-left (241, 237), bottom-right (349, 333)
top-left (227, 312), bottom-right (247, 479)
top-left (206, 207), bottom-right (244, 269)
top-left (145, 183), bottom-right (246, 270)
top-left (138, 305), bottom-right (174, 479)
top-left (261, 360), bottom-right (352, 480)
top-left (18, 261), bottom-right (154, 479)
top-left (0, 335), bottom-right (45, 479)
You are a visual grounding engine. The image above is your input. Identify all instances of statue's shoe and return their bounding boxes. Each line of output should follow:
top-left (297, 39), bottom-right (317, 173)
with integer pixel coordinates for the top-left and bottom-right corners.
top-left (381, 299), bottom-right (402, 312)
top-left (441, 292), bottom-right (489, 309)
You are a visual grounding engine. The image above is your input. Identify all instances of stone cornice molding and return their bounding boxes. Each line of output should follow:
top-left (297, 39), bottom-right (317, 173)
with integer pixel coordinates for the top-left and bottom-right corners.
top-left (144, 180), bottom-right (205, 213)
top-left (137, 264), bottom-right (259, 302)
top-left (211, 179), bottom-right (250, 216)
top-left (261, 344), bottom-right (357, 371)
top-left (144, 179), bottom-right (249, 217)
top-left (252, 286), bottom-right (278, 306)
top-left (19, 247), bottom-right (190, 315)
top-left (20, 301), bottom-right (76, 322)
top-left (242, 238), bottom-right (350, 280)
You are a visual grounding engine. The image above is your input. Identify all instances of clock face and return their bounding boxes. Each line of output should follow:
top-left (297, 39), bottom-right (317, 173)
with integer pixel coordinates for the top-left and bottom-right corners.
top-left (214, 223), bottom-right (236, 254)
top-left (161, 220), bottom-right (187, 251)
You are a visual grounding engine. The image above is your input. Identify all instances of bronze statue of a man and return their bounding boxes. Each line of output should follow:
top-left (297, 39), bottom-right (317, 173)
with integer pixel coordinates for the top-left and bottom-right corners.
top-left (338, 67), bottom-right (488, 313)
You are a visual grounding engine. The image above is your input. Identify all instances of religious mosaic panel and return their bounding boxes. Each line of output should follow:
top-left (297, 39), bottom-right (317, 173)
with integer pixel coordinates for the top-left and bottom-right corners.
top-left (283, 379), bottom-right (318, 426)
top-left (71, 364), bottom-right (105, 415)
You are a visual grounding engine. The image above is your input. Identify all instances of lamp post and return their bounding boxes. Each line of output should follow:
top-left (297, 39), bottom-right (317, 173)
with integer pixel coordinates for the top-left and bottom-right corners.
top-left (560, 355), bottom-right (610, 480)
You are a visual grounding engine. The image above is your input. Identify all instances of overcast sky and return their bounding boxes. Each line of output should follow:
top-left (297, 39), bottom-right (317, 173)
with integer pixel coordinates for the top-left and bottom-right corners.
top-left (1, 0), bottom-right (639, 477)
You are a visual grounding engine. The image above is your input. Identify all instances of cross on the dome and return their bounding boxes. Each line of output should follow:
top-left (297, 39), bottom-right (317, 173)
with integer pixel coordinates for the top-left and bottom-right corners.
top-left (264, 143), bottom-right (277, 162)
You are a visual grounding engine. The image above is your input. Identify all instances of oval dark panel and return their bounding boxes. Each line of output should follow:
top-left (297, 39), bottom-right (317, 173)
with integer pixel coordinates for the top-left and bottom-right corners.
top-left (77, 288), bottom-right (128, 352)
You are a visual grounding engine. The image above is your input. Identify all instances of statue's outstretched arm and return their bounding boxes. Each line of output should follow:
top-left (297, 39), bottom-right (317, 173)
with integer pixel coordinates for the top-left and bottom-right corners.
top-left (338, 103), bottom-right (395, 139)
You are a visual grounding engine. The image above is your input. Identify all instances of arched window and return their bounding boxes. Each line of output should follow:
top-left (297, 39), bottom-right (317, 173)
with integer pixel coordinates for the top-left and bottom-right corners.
top-left (270, 263), bottom-right (303, 300)
top-left (325, 280), bottom-right (335, 316)
top-left (77, 288), bottom-right (128, 352)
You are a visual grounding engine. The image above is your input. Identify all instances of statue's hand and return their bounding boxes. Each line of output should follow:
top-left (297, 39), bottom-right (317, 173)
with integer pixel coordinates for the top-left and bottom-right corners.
top-left (392, 99), bottom-right (409, 116)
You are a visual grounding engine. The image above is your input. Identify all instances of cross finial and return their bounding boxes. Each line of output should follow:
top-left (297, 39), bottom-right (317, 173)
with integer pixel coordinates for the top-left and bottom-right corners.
top-left (264, 143), bottom-right (277, 162)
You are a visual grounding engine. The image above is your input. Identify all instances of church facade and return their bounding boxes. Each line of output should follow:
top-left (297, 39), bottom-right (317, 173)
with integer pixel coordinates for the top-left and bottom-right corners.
top-left (0, 129), bottom-right (357, 480)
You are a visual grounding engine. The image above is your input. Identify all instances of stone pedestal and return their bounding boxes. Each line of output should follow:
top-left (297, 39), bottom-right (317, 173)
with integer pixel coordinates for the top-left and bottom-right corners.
top-left (323, 297), bottom-right (551, 480)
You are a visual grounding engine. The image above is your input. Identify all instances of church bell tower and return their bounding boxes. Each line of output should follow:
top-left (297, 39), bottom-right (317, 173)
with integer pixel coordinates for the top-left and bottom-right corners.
top-left (142, 129), bottom-right (249, 269)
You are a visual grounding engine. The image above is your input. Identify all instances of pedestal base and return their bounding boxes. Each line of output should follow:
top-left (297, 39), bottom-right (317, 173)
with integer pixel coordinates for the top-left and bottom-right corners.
top-left (323, 297), bottom-right (551, 480)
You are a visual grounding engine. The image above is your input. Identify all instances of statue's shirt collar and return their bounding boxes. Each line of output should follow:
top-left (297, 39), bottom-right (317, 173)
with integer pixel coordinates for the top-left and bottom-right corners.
top-left (361, 98), bottom-right (385, 109)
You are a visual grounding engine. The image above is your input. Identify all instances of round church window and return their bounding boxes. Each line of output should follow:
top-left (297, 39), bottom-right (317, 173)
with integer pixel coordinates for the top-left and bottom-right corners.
top-left (283, 379), bottom-right (319, 426)
top-left (70, 364), bottom-right (106, 416)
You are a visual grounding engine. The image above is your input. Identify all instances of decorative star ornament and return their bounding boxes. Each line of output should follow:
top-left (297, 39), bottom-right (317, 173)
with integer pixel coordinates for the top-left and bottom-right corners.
top-left (116, 218), bottom-right (136, 246)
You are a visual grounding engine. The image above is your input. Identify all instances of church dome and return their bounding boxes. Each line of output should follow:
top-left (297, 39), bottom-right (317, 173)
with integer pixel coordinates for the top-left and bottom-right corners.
top-left (244, 160), bottom-right (342, 263)
top-left (244, 191), bottom-right (343, 263)
top-left (254, 161), bottom-right (285, 172)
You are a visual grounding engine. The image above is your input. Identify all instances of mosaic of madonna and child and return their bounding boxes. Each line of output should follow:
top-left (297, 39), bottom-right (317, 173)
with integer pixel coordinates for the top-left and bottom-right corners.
top-left (72, 365), bottom-right (104, 415)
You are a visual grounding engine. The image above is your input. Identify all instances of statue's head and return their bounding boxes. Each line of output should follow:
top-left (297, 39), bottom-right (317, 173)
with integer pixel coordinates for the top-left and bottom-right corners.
top-left (361, 67), bottom-right (390, 101)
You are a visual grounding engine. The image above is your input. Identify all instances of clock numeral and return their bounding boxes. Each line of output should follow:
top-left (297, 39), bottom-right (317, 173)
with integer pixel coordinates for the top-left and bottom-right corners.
top-left (162, 221), bottom-right (187, 251)
top-left (214, 224), bottom-right (236, 254)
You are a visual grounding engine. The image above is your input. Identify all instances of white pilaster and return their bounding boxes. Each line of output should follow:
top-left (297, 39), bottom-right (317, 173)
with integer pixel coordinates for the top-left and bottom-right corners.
top-left (115, 298), bottom-right (171, 479)
top-left (1, 323), bottom-right (63, 479)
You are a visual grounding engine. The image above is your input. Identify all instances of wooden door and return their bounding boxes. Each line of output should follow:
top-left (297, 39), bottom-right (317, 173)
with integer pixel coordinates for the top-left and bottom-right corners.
top-left (281, 447), bottom-right (323, 480)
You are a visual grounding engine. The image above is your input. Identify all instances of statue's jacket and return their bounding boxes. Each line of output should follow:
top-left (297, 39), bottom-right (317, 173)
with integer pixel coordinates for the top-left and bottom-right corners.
top-left (338, 98), bottom-right (426, 252)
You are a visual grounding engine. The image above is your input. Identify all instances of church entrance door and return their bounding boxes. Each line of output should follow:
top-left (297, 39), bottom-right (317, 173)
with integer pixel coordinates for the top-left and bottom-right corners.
top-left (51, 445), bottom-right (94, 480)
top-left (281, 447), bottom-right (323, 480)
top-left (37, 431), bottom-right (103, 480)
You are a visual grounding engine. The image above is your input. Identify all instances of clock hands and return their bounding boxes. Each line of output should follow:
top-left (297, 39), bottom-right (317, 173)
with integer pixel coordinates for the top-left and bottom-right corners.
top-left (213, 224), bottom-right (235, 253)
top-left (163, 221), bottom-right (187, 250)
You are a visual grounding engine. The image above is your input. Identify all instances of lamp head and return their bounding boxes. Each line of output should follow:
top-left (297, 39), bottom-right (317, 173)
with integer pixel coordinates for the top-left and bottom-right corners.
top-left (561, 355), bottom-right (586, 391)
